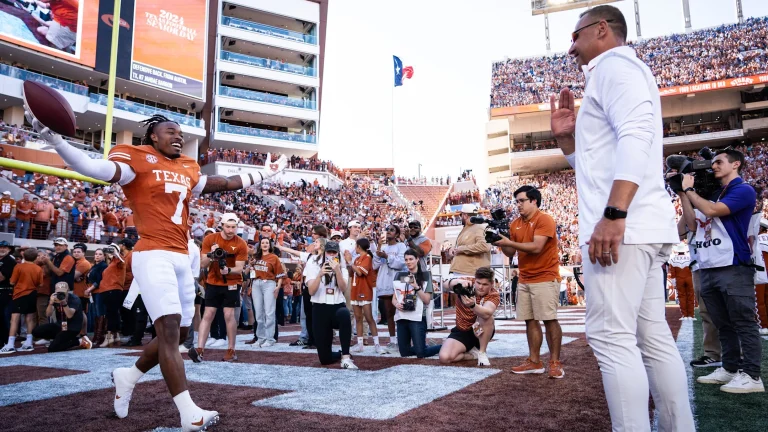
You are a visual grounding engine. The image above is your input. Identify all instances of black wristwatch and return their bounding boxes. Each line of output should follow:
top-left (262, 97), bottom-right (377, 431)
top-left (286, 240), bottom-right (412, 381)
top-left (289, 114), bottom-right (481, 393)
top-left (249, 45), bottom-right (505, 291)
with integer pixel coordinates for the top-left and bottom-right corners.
top-left (604, 206), bottom-right (628, 220)
top-left (683, 187), bottom-right (695, 194)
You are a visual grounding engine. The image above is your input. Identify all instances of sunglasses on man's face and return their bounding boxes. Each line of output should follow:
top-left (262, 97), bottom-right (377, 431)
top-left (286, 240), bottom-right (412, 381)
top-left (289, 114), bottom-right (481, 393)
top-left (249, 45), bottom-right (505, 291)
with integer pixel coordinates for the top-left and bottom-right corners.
top-left (571, 19), bottom-right (614, 43)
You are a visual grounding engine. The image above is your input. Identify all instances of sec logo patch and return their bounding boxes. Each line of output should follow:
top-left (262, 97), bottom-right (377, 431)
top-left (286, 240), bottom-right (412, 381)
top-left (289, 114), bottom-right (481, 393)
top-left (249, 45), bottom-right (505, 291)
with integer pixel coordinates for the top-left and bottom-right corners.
top-left (146, 154), bottom-right (158, 164)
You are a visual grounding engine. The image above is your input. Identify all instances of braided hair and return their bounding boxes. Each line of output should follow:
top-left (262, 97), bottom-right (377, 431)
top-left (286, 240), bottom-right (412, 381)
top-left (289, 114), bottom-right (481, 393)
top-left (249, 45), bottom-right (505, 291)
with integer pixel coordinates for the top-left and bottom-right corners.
top-left (139, 115), bottom-right (179, 146)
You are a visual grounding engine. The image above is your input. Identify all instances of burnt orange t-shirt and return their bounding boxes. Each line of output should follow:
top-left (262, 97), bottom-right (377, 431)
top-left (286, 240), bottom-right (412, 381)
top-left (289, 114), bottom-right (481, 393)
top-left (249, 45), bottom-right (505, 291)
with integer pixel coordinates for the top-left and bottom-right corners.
top-left (11, 262), bottom-right (43, 300)
top-left (103, 212), bottom-right (119, 228)
top-left (73, 258), bottom-right (92, 298)
top-left (97, 257), bottom-right (125, 293)
top-left (50, 0), bottom-right (79, 32)
top-left (123, 252), bottom-right (133, 290)
top-left (251, 253), bottom-right (283, 281)
top-left (0, 198), bottom-right (15, 218)
top-left (39, 265), bottom-right (50, 296)
top-left (201, 233), bottom-right (249, 286)
top-left (455, 289), bottom-right (500, 331)
top-left (508, 210), bottom-right (560, 284)
top-left (350, 254), bottom-right (373, 302)
top-left (108, 144), bottom-right (200, 254)
top-left (16, 199), bottom-right (33, 221)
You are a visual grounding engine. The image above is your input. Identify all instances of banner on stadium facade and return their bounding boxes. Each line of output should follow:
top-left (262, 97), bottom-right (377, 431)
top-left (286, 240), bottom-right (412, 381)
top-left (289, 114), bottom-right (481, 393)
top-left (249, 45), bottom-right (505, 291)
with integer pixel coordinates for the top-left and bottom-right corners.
top-left (0, 0), bottom-right (99, 67)
top-left (95, 0), bottom-right (136, 78)
top-left (490, 72), bottom-right (768, 117)
top-left (129, 0), bottom-right (209, 99)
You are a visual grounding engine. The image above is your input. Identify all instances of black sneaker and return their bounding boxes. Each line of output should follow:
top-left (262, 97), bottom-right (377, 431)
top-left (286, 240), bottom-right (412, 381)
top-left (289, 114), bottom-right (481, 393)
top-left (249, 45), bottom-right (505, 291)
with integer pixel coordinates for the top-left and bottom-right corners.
top-left (188, 347), bottom-right (204, 363)
top-left (690, 356), bottom-right (722, 368)
top-left (289, 339), bottom-right (307, 347)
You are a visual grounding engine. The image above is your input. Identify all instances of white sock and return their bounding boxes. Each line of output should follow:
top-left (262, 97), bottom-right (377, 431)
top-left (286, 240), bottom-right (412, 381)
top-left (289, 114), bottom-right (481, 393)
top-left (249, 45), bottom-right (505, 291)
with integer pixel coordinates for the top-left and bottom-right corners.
top-left (7, 336), bottom-right (15, 346)
top-left (173, 390), bottom-right (200, 418)
top-left (125, 364), bottom-right (145, 386)
top-left (356, 337), bottom-right (363, 346)
top-left (373, 336), bottom-right (380, 345)
top-left (24, 335), bottom-right (32, 345)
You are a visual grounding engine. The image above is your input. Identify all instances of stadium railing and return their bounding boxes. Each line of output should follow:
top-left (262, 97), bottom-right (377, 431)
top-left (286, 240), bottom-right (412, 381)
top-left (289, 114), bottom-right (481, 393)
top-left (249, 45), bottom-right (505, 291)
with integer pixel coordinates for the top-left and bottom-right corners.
top-left (217, 123), bottom-right (317, 144)
top-left (89, 94), bottom-right (202, 128)
top-left (220, 51), bottom-right (317, 77)
top-left (222, 16), bottom-right (317, 45)
top-left (0, 64), bottom-right (88, 96)
top-left (219, 85), bottom-right (316, 110)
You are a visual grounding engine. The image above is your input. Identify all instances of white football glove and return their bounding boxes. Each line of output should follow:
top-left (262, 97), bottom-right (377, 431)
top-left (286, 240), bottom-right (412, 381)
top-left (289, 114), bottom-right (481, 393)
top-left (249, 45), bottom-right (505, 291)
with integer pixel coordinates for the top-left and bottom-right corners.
top-left (263, 153), bottom-right (288, 179)
top-left (23, 108), bottom-right (66, 147)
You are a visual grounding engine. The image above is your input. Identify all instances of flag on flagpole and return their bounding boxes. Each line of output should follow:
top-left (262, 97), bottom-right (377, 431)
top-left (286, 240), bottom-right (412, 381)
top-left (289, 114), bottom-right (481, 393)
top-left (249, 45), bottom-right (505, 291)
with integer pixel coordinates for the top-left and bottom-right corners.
top-left (393, 55), bottom-right (414, 87)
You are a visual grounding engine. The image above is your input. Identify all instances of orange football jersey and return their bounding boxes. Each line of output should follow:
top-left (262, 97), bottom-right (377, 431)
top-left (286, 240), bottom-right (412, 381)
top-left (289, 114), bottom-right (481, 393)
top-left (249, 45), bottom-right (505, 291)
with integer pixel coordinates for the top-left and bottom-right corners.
top-left (108, 144), bottom-right (201, 254)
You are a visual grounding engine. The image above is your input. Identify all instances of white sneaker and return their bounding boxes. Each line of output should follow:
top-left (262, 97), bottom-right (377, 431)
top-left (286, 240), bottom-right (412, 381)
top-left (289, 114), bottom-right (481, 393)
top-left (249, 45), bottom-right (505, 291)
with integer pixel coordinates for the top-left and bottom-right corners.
top-left (34, 339), bottom-right (49, 346)
top-left (181, 408), bottom-right (219, 432)
top-left (204, 338), bottom-right (218, 348)
top-left (759, 328), bottom-right (768, 335)
top-left (697, 367), bottom-right (736, 384)
top-left (341, 357), bottom-right (358, 370)
top-left (111, 367), bottom-right (136, 419)
top-left (0, 345), bottom-right (16, 354)
top-left (351, 344), bottom-right (364, 353)
top-left (374, 344), bottom-right (383, 354)
top-left (19, 344), bottom-right (33, 352)
top-left (179, 344), bottom-right (188, 353)
top-left (477, 351), bottom-right (491, 366)
top-left (386, 342), bottom-right (398, 352)
top-left (720, 371), bottom-right (765, 394)
top-left (261, 340), bottom-right (275, 348)
top-left (468, 347), bottom-right (480, 360)
top-left (211, 339), bottom-right (228, 349)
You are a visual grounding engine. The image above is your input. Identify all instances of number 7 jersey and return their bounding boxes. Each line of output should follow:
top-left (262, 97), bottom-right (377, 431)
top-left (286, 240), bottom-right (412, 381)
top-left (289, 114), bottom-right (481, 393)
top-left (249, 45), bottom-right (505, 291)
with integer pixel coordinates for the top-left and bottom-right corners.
top-left (108, 144), bottom-right (202, 254)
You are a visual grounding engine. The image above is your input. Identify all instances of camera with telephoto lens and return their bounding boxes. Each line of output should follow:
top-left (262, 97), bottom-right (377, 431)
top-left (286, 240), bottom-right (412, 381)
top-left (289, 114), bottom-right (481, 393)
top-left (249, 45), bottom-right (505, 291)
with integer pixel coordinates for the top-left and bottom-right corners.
top-left (665, 147), bottom-right (720, 198)
top-left (470, 208), bottom-right (511, 243)
top-left (207, 248), bottom-right (229, 271)
top-left (55, 292), bottom-right (66, 301)
top-left (452, 282), bottom-right (476, 298)
top-left (400, 274), bottom-right (417, 311)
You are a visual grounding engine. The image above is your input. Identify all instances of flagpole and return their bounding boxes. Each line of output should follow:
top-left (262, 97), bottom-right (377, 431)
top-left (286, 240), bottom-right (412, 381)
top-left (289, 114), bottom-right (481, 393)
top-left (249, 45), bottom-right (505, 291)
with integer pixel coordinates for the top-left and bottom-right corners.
top-left (391, 84), bottom-right (395, 170)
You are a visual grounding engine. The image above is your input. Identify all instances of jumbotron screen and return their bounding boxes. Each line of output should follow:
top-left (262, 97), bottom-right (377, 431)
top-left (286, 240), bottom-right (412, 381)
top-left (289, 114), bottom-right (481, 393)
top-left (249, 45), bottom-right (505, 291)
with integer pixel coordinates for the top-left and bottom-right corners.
top-left (531, 0), bottom-right (622, 15)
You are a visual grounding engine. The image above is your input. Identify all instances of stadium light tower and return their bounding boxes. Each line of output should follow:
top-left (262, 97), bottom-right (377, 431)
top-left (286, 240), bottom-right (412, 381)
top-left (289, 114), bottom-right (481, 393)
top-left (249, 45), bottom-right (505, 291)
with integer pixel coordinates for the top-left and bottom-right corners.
top-left (735, 0), bottom-right (744, 24)
top-left (531, 0), bottom-right (628, 52)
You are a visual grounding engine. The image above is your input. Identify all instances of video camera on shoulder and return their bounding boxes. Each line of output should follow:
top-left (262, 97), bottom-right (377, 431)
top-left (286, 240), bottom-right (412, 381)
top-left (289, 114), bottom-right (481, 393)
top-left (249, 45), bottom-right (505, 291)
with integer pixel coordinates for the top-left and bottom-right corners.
top-left (665, 147), bottom-right (719, 197)
top-left (470, 208), bottom-right (511, 243)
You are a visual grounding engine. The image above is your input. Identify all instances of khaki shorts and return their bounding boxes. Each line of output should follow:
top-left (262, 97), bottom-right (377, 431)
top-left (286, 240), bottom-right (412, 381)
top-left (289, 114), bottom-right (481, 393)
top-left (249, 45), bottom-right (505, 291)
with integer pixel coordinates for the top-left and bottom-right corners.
top-left (516, 280), bottom-right (559, 321)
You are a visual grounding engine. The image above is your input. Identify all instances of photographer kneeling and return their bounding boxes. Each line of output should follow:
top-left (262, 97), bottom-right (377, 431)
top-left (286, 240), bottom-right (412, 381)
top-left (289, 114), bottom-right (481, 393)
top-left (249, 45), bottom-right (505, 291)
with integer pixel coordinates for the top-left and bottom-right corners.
top-left (392, 248), bottom-right (440, 358)
top-left (675, 149), bottom-right (763, 393)
top-left (306, 241), bottom-right (357, 369)
top-left (438, 267), bottom-right (499, 366)
top-left (32, 281), bottom-right (92, 352)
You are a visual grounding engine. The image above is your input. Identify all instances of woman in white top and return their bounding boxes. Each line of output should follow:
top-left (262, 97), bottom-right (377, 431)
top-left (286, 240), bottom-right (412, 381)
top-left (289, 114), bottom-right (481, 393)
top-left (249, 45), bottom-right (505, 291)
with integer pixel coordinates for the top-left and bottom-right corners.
top-left (306, 240), bottom-right (357, 369)
top-left (84, 204), bottom-right (102, 243)
top-left (392, 248), bottom-right (441, 358)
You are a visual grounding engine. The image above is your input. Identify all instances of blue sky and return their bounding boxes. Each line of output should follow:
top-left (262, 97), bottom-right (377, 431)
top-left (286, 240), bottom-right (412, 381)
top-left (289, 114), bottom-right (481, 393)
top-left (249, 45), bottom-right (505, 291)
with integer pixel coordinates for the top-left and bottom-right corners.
top-left (318, 0), bottom-right (768, 187)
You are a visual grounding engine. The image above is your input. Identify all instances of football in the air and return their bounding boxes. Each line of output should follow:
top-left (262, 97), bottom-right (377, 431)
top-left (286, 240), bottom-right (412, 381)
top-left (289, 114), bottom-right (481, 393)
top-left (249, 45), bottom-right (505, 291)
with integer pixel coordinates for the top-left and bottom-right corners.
top-left (22, 80), bottom-right (77, 137)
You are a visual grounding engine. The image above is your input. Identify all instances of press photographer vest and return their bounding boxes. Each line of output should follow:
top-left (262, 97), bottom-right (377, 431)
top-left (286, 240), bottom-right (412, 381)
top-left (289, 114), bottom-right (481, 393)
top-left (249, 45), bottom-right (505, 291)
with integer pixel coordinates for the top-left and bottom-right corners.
top-left (755, 233), bottom-right (768, 285)
top-left (692, 209), bottom-right (733, 270)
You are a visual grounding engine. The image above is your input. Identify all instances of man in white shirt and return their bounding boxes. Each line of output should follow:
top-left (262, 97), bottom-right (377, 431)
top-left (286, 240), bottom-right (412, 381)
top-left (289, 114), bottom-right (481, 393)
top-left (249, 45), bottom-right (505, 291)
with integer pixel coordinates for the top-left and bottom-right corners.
top-left (551, 6), bottom-right (694, 431)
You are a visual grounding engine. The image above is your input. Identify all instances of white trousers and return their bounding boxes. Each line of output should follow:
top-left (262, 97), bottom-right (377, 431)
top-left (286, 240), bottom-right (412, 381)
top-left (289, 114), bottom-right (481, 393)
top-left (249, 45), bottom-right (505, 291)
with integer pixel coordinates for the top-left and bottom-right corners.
top-left (252, 279), bottom-right (277, 343)
top-left (582, 243), bottom-right (694, 432)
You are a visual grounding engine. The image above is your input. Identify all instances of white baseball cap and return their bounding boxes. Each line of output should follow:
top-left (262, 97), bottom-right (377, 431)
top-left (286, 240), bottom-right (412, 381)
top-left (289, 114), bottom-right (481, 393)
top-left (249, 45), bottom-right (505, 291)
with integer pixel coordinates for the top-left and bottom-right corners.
top-left (459, 204), bottom-right (477, 214)
top-left (220, 212), bottom-right (240, 226)
top-left (347, 220), bottom-right (361, 228)
top-left (330, 230), bottom-right (343, 239)
top-left (2, 191), bottom-right (9, 196)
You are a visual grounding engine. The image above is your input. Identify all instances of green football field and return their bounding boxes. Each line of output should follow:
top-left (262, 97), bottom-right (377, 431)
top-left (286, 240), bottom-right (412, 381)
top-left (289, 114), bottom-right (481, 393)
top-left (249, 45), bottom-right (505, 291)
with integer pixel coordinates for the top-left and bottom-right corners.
top-left (691, 310), bottom-right (768, 432)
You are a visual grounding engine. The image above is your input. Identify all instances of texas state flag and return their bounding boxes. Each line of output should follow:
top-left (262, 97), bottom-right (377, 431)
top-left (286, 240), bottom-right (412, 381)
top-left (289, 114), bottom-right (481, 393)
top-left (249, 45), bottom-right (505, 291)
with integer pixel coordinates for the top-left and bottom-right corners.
top-left (393, 55), bottom-right (414, 87)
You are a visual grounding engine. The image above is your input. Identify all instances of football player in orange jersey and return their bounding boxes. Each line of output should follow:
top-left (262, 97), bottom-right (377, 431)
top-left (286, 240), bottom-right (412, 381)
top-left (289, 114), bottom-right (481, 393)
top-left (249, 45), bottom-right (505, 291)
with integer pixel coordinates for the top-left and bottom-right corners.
top-left (25, 111), bottom-right (287, 432)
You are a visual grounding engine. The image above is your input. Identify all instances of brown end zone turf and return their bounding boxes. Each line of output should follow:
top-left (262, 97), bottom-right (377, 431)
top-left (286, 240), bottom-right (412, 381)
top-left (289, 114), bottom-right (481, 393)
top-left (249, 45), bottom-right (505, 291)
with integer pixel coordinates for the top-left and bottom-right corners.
top-left (0, 306), bottom-right (686, 432)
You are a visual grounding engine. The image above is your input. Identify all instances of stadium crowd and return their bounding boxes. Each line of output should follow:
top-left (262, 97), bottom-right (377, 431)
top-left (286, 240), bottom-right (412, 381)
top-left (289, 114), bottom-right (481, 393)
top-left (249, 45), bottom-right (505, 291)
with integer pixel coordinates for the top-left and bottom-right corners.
top-left (490, 16), bottom-right (768, 108)
top-left (201, 148), bottom-right (344, 178)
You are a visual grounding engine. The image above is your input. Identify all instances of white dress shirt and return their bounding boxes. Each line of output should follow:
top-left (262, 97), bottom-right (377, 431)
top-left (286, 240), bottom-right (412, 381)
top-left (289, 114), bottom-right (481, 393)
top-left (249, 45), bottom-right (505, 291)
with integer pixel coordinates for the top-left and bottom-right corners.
top-left (567, 46), bottom-right (678, 246)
